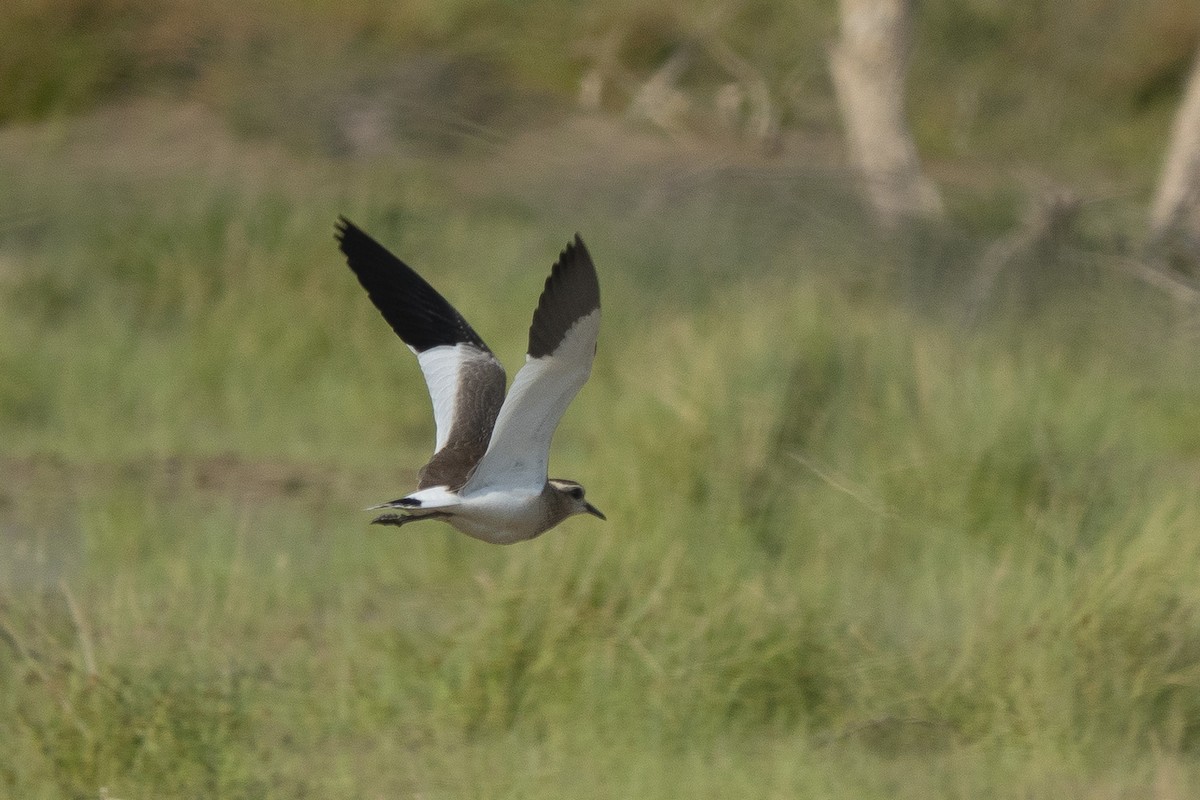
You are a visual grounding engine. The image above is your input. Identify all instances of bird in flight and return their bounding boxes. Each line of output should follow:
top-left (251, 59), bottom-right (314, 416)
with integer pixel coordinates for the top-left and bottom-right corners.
top-left (335, 217), bottom-right (605, 544)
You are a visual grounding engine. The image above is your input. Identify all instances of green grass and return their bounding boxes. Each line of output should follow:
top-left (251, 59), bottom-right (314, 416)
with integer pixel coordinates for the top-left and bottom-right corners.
top-left (5, 18), bottom-right (1200, 797)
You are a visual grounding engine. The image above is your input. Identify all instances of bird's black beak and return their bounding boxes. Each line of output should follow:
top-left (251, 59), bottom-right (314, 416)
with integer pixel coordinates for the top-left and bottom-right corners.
top-left (584, 502), bottom-right (606, 521)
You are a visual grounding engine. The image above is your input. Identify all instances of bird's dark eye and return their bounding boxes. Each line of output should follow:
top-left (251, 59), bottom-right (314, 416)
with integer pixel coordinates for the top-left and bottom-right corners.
top-left (568, 486), bottom-right (584, 500)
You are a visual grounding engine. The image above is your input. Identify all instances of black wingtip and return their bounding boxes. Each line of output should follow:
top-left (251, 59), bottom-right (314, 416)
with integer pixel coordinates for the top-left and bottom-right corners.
top-left (335, 218), bottom-right (493, 353)
top-left (564, 233), bottom-right (590, 264)
top-left (527, 234), bottom-right (601, 359)
top-left (334, 216), bottom-right (364, 253)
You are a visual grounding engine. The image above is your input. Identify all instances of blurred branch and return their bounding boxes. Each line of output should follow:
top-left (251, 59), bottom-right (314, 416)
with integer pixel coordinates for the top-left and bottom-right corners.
top-left (627, 47), bottom-right (693, 133)
top-left (707, 38), bottom-right (781, 150)
top-left (1109, 255), bottom-right (1200, 305)
top-left (966, 185), bottom-right (1200, 314)
top-left (577, 30), bottom-right (626, 112)
top-left (1149, 44), bottom-right (1200, 248)
top-left (964, 189), bottom-right (1081, 320)
top-left (829, 0), bottom-right (944, 228)
top-left (585, 28), bottom-right (780, 149)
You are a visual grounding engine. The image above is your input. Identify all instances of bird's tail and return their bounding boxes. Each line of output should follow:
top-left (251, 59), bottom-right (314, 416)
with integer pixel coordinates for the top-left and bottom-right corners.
top-left (365, 485), bottom-right (462, 515)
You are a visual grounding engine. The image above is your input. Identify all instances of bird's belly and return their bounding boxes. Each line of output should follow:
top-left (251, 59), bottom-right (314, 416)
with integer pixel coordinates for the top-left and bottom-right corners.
top-left (448, 490), bottom-right (548, 544)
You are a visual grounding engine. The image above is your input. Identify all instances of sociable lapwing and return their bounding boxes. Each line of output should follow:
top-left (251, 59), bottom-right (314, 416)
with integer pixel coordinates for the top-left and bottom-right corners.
top-left (336, 218), bottom-right (605, 544)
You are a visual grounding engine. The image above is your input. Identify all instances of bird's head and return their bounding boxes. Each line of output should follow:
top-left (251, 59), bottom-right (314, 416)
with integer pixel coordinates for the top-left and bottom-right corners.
top-left (549, 478), bottom-right (606, 522)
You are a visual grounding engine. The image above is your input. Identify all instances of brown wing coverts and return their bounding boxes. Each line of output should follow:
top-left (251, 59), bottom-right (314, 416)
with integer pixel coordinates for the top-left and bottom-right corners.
top-left (416, 356), bottom-right (506, 489)
top-left (527, 235), bottom-right (600, 359)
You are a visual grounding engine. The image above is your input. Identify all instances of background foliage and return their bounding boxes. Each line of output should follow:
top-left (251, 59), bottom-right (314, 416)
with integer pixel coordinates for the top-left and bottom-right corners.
top-left (3, 1), bottom-right (1200, 797)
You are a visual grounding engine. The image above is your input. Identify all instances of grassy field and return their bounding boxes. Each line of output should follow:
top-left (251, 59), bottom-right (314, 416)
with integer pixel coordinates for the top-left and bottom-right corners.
top-left (5, 3), bottom-right (1200, 798)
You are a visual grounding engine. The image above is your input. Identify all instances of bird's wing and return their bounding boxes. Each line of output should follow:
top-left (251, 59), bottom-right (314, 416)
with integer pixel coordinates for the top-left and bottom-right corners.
top-left (464, 235), bottom-right (600, 493)
top-left (336, 217), bottom-right (506, 488)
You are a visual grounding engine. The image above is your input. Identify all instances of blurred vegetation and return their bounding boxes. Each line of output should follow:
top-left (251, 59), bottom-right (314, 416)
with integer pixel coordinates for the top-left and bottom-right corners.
top-left (4, 1), bottom-right (1200, 798)
top-left (2, 0), bottom-right (1196, 180)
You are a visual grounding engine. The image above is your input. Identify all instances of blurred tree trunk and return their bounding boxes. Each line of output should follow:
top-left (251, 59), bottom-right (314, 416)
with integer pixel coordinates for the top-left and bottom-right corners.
top-left (829, 0), bottom-right (944, 228)
top-left (1149, 45), bottom-right (1200, 249)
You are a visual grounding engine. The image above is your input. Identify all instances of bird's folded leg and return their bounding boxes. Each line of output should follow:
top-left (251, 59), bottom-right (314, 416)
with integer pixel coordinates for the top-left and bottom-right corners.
top-left (371, 511), bottom-right (451, 527)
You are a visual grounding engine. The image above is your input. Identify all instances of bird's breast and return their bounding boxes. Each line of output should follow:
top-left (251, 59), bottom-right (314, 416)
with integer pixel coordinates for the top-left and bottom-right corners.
top-left (448, 489), bottom-right (552, 544)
